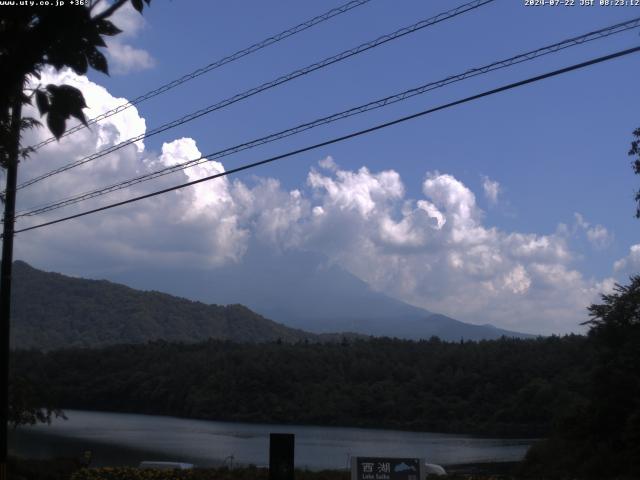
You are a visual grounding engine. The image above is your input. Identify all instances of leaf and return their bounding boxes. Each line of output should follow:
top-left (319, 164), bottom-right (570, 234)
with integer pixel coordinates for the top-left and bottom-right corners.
top-left (92, 33), bottom-right (107, 48)
top-left (46, 112), bottom-right (65, 140)
top-left (68, 51), bottom-right (89, 76)
top-left (87, 49), bottom-right (109, 75)
top-left (35, 90), bottom-right (49, 115)
top-left (20, 145), bottom-right (36, 160)
top-left (46, 84), bottom-right (89, 132)
top-left (69, 108), bottom-right (88, 127)
top-left (20, 118), bottom-right (42, 130)
top-left (131, 0), bottom-right (144, 12)
top-left (45, 84), bottom-right (60, 95)
top-left (83, 25), bottom-right (107, 48)
top-left (96, 19), bottom-right (122, 36)
top-left (45, 51), bottom-right (66, 71)
top-left (51, 84), bottom-right (87, 110)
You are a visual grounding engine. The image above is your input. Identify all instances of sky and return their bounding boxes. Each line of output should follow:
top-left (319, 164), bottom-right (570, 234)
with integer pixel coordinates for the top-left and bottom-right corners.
top-left (10, 0), bottom-right (640, 335)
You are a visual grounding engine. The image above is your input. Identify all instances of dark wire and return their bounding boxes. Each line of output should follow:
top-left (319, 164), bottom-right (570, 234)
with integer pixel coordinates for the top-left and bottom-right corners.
top-left (15, 16), bottom-right (640, 218)
top-left (12, 45), bottom-right (640, 236)
top-left (27, 0), bottom-right (374, 151)
top-left (15, 0), bottom-right (495, 191)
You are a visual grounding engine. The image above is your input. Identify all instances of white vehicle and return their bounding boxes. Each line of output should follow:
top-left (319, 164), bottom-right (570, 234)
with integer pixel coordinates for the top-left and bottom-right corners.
top-left (139, 461), bottom-right (194, 470)
top-left (424, 463), bottom-right (446, 476)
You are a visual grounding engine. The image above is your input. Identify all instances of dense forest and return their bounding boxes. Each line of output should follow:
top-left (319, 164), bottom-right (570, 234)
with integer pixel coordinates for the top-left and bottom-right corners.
top-left (10, 273), bottom-right (640, 479)
top-left (522, 278), bottom-right (640, 479)
top-left (12, 335), bottom-right (591, 437)
top-left (11, 274), bottom-right (640, 479)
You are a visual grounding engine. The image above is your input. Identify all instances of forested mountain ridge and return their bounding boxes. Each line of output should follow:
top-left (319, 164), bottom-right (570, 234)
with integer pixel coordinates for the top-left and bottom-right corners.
top-left (10, 260), bottom-right (529, 351)
top-left (10, 261), bottom-right (347, 350)
top-left (112, 243), bottom-right (534, 341)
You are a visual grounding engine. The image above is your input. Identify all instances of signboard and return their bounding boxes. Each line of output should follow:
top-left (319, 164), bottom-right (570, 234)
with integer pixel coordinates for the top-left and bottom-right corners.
top-left (351, 457), bottom-right (425, 480)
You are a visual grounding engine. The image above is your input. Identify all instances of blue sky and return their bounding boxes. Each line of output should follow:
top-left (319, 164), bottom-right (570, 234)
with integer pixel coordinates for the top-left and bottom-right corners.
top-left (96, 0), bottom-right (639, 279)
top-left (13, 0), bottom-right (640, 334)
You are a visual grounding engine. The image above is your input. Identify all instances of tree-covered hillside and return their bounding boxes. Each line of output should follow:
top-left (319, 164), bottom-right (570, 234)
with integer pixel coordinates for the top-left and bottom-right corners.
top-left (10, 261), bottom-right (328, 349)
top-left (12, 335), bottom-right (591, 437)
top-left (522, 277), bottom-right (640, 479)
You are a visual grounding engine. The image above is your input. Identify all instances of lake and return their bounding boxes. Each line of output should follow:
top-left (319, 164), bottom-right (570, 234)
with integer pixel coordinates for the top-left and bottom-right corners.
top-left (9, 410), bottom-right (535, 470)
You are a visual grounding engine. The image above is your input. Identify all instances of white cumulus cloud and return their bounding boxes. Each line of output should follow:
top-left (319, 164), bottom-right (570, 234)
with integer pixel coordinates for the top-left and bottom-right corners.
top-left (614, 244), bottom-right (640, 275)
top-left (18, 68), bottom-right (245, 270)
top-left (94, 0), bottom-right (156, 74)
top-left (586, 225), bottom-right (613, 250)
top-left (482, 175), bottom-right (500, 205)
top-left (13, 68), bottom-right (619, 335)
top-left (574, 212), bottom-right (613, 250)
top-left (106, 42), bottom-right (156, 75)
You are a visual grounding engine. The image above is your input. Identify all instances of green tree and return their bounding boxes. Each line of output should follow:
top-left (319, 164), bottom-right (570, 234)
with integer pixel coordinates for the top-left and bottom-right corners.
top-left (582, 278), bottom-right (640, 476)
top-left (524, 277), bottom-right (640, 479)
top-left (630, 127), bottom-right (640, 217)
top-left (8, 372), bottom-right (64, 428)
top-left (1, 0), bottom-right (153, 153)
top-left (0, 0), bottom-right (152, 475)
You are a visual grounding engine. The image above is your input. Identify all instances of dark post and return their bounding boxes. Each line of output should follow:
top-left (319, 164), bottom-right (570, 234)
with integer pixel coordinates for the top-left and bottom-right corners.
top-left (269, 433), bottom-right (294, 480)
top-left (0, 88), bottom-right (23, 480)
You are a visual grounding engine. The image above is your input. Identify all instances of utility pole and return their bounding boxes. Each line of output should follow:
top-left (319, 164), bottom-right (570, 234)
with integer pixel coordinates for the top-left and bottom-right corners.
top-left (0, 83), bottom-right (23, 480)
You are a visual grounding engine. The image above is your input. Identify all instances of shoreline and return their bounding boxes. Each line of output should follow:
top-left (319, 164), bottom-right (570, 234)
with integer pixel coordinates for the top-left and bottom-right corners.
top-left (32, 407), bottom-right (543, 440)
top-left (11, 453), bottom-right (521, 468)
top-left (444, 461), bottom-right (521, 475)
top-left (11, 410), bottom-right (534, 471)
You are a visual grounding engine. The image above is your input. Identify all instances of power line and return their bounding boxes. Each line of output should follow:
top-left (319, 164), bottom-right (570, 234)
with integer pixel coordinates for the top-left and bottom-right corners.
top-left (27, 0), bottom-right (374, 151)
top-left (12, 45), bottom-right (640, 236)
top-left (15, 16), bottom-right (640, 219)
top-left (16, 0), bottom-right (495, 191)
top-left (19, 0), bottom-right (492, 189)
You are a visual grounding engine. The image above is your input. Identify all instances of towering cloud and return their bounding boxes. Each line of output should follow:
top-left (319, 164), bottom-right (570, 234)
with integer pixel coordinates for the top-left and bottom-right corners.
top-left (14, 68), bottom-right (621, 334)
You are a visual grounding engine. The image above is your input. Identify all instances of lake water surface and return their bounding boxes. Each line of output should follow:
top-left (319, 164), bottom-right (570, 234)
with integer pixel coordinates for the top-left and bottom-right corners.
top-left (10, 410), bottom-right (535, 470)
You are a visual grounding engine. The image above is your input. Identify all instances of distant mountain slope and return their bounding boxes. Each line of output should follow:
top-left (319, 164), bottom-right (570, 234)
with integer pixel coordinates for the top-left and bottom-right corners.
top-left (106, 243), bottom-right (533, 341)
top-left (10, 261), bottom-right (331, 350)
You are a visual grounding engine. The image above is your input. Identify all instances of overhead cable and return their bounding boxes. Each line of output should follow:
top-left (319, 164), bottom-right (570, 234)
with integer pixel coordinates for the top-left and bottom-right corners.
top-left (12, 45), bottom-right (640, 236)
top-left (28, 0), bottom-right (374, 151)
top-left (16, 0), bottom-right (495, 191)
top-left (15, 16), bottom-right (640, 219)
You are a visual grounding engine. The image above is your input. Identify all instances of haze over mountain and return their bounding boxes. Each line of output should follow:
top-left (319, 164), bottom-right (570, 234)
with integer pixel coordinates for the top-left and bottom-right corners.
top-left (103, 241), bottom-right (534, 341)
top-left (13, 250), bottom-right (531, 351)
